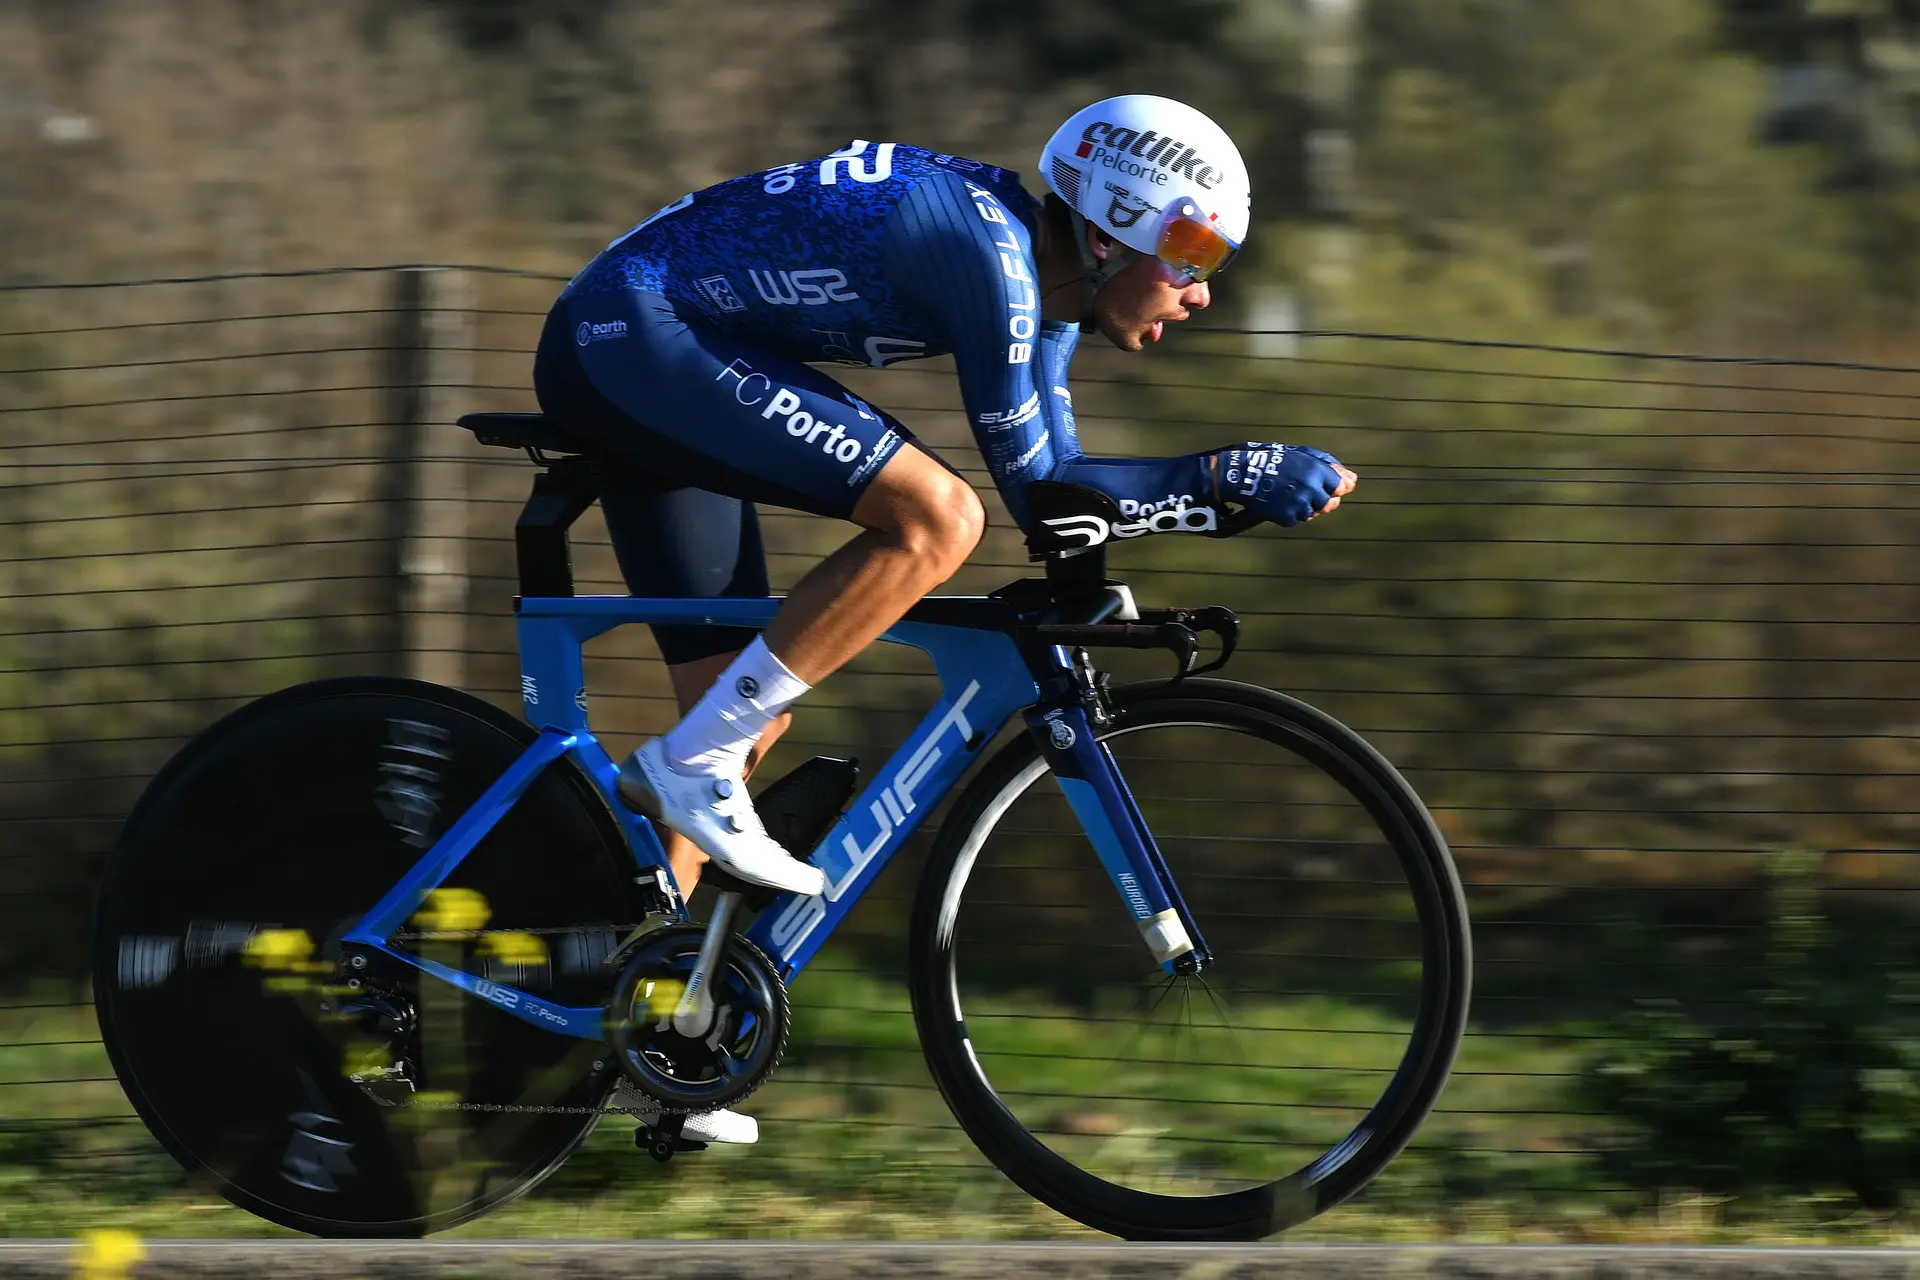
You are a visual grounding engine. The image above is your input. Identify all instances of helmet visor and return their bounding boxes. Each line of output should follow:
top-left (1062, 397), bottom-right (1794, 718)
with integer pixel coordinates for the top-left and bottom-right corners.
top-left (1154, 197), bottom-right (1240, 283)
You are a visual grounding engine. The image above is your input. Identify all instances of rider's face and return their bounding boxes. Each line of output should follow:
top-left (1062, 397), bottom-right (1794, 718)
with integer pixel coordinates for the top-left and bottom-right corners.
top-left (1088, 234), bottom-right (1211, 352)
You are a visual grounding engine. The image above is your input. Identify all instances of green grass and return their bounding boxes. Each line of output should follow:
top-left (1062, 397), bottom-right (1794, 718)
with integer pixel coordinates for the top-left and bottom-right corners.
top-left (3, 970), bottom-right (1917, 1243)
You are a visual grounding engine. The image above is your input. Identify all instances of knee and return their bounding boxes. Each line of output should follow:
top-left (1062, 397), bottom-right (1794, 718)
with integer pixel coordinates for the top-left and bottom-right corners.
top-left (895, 471), bottom-right (985, 573)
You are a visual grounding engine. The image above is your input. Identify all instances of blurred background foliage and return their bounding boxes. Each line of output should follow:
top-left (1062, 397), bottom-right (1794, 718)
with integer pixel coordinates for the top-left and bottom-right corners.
top-left (4, 0), bottom-right (1916, 332)
top-left (2, 0), bottom-right (1920, 1238)
top-left (1586, 856), bottom-right (1920, 1213)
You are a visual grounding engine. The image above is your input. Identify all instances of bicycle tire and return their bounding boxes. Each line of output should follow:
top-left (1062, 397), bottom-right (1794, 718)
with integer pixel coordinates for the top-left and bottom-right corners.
top-left (93, 676), bottom-right (640, 1237)
top-left (907, 677), bottom-right (1471, 1240)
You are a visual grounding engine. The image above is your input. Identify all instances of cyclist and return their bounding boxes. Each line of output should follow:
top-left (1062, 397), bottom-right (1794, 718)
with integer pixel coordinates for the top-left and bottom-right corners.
top-left (534, 95), bottom-right (1355, 1144)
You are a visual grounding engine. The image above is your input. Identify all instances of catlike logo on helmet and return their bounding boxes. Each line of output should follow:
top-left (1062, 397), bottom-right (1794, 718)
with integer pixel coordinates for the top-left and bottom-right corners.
top-left (1074, 122), bottom-right (1220, 190)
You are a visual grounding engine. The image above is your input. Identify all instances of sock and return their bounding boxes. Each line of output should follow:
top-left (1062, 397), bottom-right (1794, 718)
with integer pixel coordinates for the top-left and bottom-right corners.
top-left (660, 637), bottom-right (810, 777)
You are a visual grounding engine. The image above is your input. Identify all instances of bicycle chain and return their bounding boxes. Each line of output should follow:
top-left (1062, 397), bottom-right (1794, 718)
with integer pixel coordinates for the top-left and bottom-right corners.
top-left (355, 1061), bottom-right (656, 1117)
top-left (354, 918), bottom-right (684, 1117)
top-left (365, 1094), bottom-right (650, 1117)
top-left (387, 923), bottom-right (646, 941)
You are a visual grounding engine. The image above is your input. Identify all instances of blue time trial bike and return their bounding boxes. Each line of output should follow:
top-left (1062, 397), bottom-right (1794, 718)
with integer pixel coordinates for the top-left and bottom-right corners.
top-left (93, 411), bottom-right (1471, 1241)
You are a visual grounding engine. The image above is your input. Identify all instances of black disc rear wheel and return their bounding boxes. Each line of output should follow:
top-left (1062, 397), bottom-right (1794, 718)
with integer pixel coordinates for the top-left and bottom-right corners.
top-left (909, 678), bottom-right (1471, 1240)
top-left (93, 677), bottom-right (640, 1237)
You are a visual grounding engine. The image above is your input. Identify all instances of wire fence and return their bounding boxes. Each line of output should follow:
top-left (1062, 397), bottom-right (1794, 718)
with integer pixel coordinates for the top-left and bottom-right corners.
top-left (1, 264), bottom-right (1917, 1228)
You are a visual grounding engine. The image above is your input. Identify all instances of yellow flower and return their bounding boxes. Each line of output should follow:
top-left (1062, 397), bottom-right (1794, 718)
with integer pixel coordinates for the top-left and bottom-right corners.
top-left (477, 931), bottom-right (549, 966)
top-left (412, 887), bottom-right (491, 936)
top-left (73, 1229), bottom-right (144, 1280)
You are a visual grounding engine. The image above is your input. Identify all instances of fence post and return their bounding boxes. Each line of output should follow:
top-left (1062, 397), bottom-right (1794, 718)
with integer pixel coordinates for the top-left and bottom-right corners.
top-left (385, 267), bottom-right (473, 688)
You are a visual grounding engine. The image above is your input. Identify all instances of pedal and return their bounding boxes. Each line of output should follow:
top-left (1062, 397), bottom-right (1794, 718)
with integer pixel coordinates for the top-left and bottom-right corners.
top-left (635, 1114), bottom-right (708, 1163)
top-left (700, 864), bottom-right (781, 911)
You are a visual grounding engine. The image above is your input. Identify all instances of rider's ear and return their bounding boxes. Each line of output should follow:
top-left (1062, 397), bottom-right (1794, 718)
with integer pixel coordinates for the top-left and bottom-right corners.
top-left (1086, 223), bottom-right (1120, 261)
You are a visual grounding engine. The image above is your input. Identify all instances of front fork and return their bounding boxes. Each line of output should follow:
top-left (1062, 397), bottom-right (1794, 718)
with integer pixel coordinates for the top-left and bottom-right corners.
top-left (1025, 647), bottom-right (1213, 975)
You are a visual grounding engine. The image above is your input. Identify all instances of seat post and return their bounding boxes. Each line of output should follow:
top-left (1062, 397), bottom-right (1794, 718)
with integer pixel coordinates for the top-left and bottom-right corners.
top-left (514, 459), bottom-right (600, 597)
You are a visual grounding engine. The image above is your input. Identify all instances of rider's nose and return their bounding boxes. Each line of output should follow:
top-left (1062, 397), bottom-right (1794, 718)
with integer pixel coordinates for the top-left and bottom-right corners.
top-left (1184, 281), bottom-right (1211, 310)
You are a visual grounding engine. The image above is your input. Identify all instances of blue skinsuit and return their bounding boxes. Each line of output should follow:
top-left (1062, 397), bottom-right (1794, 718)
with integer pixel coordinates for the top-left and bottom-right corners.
top-left (534, 141), bottom-right (1210, 662)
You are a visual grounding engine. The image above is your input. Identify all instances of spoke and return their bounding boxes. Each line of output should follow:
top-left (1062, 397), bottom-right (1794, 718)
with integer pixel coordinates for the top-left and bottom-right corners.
top-left (1160, 979), bottom-right (1189, 1062)
top-left (1138, 971), bottom-right (1181, 1020)
top-left (1118, 973), bottom-right (1183, 1067)
top-left (1197, 975), bottom-right (1253, 1068)
top-left (1161, 980), bottom-right (1190, 1063)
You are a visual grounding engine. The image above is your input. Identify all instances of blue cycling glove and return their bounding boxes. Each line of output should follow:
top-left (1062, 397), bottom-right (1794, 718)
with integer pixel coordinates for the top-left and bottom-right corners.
top-left (1038, 442), bottom-right (1347, 535)
top-left (1213, 444), bottom-right (1346, 528)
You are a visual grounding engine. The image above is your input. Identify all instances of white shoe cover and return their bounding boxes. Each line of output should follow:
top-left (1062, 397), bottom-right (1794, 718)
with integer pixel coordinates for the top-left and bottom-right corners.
top-left (680, 1107), bottom-right (759, 1145)
top-left (617, 738), bottom-right (826, 897)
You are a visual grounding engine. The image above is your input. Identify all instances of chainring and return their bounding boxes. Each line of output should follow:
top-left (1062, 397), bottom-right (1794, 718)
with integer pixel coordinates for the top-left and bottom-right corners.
top-left (605, 923), bottom-right (789, 1113)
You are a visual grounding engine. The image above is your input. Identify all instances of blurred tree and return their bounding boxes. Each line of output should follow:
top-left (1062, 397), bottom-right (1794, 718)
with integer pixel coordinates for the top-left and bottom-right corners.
top-left (1723, 0), bottom-right (1920, 310)
top-left (416, 0), bottom-right (1291, 252)
top-left (1356, 0), bottom-right (1868, 343)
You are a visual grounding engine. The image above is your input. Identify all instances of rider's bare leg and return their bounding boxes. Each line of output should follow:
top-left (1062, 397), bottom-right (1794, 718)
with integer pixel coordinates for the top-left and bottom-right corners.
top-left (631, 444), bottom-right (982, 891)
top-left (651, 440), bottom-right (1002, 889)
top-left (762, 445), bottom-right (985, 681)
top-left (658, 649), bottom-right (791, 898)
top-left (657, 443), bottom-right (981, 769)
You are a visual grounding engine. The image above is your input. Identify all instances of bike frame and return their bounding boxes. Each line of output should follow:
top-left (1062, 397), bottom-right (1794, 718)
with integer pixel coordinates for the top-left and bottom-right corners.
top-left (340, 592), bottom-right (1210, 1042)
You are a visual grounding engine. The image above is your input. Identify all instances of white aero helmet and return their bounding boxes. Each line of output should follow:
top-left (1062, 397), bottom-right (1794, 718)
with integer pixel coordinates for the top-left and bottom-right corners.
top-left (1039, 94), bottom-right (1250, 284)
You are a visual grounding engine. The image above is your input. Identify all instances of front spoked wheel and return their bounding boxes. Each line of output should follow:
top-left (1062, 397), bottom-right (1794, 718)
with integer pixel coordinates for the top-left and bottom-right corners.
top-left (908, 678), bottom-right (1471, 1240)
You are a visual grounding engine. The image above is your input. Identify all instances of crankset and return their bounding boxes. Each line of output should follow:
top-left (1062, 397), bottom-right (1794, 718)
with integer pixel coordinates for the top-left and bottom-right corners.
top-left (605, 922), bottom-right (790, 1115)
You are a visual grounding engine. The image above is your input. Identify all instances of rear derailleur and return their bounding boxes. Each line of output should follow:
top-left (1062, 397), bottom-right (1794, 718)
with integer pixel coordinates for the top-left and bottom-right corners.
top-left (328, 982), bottom-right (420, 1108)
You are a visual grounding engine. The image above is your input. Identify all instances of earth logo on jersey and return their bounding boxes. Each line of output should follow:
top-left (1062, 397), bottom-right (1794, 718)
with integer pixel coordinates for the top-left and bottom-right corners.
top-left (575, 319), bottom-right (629, 346)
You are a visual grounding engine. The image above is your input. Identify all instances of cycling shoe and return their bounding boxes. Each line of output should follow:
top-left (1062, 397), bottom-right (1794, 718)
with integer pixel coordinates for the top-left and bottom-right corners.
top-left (617, 738), bottom-right (827, 897)
top-left (675, 1107), bottom-right (757, 1144)
top-left (614, 1082), bottom-right (759, 1145)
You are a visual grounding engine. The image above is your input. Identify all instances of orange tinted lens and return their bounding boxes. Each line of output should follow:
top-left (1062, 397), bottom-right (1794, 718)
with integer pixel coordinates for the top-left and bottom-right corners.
top-left (1158, 215), bottom-right (1236, 281)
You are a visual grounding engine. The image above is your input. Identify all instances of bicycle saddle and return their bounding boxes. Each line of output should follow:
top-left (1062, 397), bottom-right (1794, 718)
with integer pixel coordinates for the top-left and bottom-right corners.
top-left (456, 412), bottom-right (589, 456)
